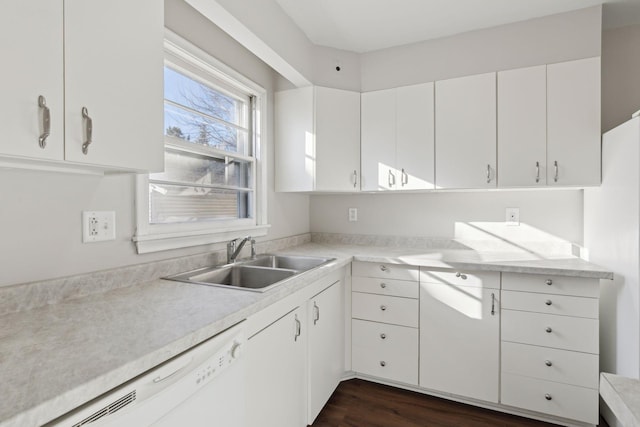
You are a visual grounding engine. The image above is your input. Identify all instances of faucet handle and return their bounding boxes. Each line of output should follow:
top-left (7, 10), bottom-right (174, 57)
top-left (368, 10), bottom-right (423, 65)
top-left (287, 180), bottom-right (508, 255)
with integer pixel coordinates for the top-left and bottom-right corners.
top-left (250, 239), bottom-right (256, 259)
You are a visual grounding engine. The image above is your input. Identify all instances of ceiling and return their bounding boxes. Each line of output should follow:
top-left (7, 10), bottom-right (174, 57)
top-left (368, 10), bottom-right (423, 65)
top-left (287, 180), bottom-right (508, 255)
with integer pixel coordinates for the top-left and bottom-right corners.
top-left (274, 0), bottom-right (640, 53)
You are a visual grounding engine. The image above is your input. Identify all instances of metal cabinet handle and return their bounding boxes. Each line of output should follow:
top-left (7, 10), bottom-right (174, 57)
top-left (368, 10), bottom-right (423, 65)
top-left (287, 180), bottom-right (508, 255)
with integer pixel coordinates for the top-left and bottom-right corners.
top-left (545, 327), bottom-right (552, 333)
top-left (401, 168), bottom-right (408, 186)
top-left (545, 360), bottom-right (553, 367)
top-left (553, 161), bottom-right (559, 183)
top-left (491, 293), bottom-right (496, 316)
top-left (380, 333), bottom-right (386, 340)
top-left (535, 161), bottom-right (540, 183)
top-left (294, 314), bottom-right (301, 341)
top-left (455, 272), bottom-right (467, 280)
top-left (38, 95), bottom-right (50, 148)
top-left (388, 169), bottom-right (396, 188)
top-left (380, 265), bottom-right (388, 272)
top-left (81, 107), bottom-right (93, 155)
top-left (313, 302), bottom-right (320, 325)
top-left (545, 394), bottom-right (552, 401)
top-left (380, 361), bottom-right (386, 367)
top-left (353, 170), bottom-right (358, 188)
top-left (545, 300), bottom-right (552, 306)
top-left (545, 279), bottom-right (553, 286)
top-left (380, 283), bottom-right (387, 289)
top-left (380, 305), bottom-right (387, 311)
top-left (486, 164), bottom-right (491, 183)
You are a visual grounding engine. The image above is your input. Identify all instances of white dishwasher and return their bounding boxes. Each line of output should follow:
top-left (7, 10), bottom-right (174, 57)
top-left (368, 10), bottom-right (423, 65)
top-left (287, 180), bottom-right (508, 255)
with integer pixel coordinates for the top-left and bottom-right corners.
top-left (49, 322), bottom-right (246, 427)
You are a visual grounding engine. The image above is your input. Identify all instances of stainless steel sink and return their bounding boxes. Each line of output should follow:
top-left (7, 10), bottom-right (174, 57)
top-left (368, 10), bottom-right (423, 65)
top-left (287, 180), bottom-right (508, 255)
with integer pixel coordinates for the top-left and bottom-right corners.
top-left (164, 254), bottom-right (334, 292)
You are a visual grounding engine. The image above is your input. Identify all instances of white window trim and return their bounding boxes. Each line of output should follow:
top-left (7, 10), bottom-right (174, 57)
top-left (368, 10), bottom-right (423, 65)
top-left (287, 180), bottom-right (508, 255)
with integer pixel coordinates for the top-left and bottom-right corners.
top-left (133, 30), bottom-right (269, 254)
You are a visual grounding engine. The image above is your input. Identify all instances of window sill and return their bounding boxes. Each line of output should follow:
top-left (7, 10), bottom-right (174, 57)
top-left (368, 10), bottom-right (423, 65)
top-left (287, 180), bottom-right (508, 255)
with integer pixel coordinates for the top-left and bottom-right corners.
top-left (132, 224), bottom-right (270, 254)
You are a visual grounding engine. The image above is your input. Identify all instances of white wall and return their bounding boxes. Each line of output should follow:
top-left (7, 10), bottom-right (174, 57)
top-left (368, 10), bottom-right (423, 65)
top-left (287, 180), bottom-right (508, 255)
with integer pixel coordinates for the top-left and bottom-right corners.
top-left (0, 0), bottom-right (310, 287)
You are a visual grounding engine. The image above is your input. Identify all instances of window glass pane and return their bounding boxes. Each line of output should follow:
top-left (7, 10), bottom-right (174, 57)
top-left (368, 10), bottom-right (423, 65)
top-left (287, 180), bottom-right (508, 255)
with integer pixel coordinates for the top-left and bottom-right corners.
top-left (164, 103), bottom-right (248, 154)
top-left (150, 148), bottom-right (251, 188)
top-left (149, 183), bottom-right (252, 224)
top-left (164, 66), bottom-right (240, 124)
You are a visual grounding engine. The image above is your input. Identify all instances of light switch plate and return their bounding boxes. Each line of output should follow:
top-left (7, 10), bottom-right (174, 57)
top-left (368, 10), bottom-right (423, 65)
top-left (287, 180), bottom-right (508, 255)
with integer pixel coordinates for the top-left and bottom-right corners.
top-left (505, 207), bottom-right (520, 226)
top-left (83, 211), bottom-right (116, 242)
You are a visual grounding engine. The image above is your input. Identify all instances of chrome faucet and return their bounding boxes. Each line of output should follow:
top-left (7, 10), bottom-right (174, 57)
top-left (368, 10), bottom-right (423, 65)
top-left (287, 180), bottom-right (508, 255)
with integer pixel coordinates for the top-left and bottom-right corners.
top-left (227, 236), bottom-right (252, 263)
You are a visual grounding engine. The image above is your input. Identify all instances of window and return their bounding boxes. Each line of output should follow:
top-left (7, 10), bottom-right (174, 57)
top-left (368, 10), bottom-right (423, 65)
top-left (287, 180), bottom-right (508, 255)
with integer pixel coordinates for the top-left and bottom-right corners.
top-left (134, 31), bottom-right (268, 254)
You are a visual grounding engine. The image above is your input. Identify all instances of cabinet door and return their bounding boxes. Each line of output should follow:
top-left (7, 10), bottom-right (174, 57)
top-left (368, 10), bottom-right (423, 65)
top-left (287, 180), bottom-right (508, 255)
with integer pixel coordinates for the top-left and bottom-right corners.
top-left (498, 65), bottom-right (547, 187)
top-left (308, 280), bottom-right (344, 423)
top-left (246, 307), bottom-right (306, 427)
top-left (435, 72), bottom-right (496, 189)
top-left (315, 87), bottom-right (360, 191)
top-left (547, 57), bottom-right (601, 186)
top-left (419, 281), bottom-right (499, 403)
top-left (361, 89), bottom-right (396, 191)
top-left (64, 0), bottom-right (164, 172)
top-left (396, 83), bottom-right (435, 190)
top-left (0, 1), bottom-right (64, 161)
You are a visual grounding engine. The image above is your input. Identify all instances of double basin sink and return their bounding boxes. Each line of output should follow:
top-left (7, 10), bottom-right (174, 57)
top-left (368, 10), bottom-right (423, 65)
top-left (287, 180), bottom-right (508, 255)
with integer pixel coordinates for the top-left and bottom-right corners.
top-left (165, 254), bottom-right (335, 292)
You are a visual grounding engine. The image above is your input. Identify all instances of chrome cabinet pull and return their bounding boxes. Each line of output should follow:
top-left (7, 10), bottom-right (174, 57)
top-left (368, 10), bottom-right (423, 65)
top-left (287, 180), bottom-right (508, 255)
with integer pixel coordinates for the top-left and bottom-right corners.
top-left (486, 164), bottom-right (491, 183)
top-left (313, 302), bottom-right (320, 325)
top-left (81, 107), bottom-right (93, 155)
top-left (545, 394), bottom-right (552, 401)
top-left (535, 161), bottom-right (540, 183)
top-left (38, 95), bottom-right (50, 148)
top-left (388, 169), bottom-right (396, 188)
top-left (455, 272), bottom-right (467, 280)
top-left (380, 305), bottom-right (387, 311)
top-left (553, 160), bottom-right (559, 182)
top-left (380, 333), bottom-right (386, 340)
top-left (380, 283), bottom-right (387, 289)
top-left (353, 170), bottom-right (358, 188)
top-left (545, 279), bottom-right (553, 286)
top-left (401, 168), bottom-right (408, 186)
top-left (380, 361), bottom-right (386, 367)
top-left (545, 299), bottom-right (552, 306)
top-left (379, 265), bottom-right (388, 272)
top-left (294, 314), bottom-right (301, 342)
top-left (491, 293), bottom-right (496, 316)
top-left (545, 327), bottom-right (552, 333)
top-left (545, 360), bottom-right (553, 367)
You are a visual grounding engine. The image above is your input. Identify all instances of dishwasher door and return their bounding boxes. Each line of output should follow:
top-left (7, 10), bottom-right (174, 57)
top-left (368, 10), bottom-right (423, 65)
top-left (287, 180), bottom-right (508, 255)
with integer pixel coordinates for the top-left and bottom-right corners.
top-left (49, 322), bottom-right (246, 427)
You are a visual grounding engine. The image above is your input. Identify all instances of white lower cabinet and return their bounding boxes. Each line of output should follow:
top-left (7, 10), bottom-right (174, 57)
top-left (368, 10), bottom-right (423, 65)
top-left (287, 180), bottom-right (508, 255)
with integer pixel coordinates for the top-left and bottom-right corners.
top-left (308, 280), bottom-right (344, 424)
top-left (419, 269), bottom-right (500, 403)
top-left (245, 306), bottom-right (307, 427)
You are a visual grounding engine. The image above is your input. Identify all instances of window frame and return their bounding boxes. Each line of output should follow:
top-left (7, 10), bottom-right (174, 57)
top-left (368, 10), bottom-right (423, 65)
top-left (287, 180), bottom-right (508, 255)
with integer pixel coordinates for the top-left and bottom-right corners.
top-left (133, 30), bottom-right (269, 254)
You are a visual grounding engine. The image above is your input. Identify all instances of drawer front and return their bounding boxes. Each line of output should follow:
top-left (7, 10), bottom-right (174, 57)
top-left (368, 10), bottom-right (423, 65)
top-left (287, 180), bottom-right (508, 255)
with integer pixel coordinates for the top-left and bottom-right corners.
top-left (352, 261), bottom-right (419, 282)
top-left (502, 290), bottom-right (598, 319)
top-left (501, 373), bottom-right (599, 424)
top-left (502, 310), bottom-right (598, 353)
top-left (352, 319), bottom-right (418, 385)
top-left (420, 269), bottom-right (500, 290)
top-left (352, 292), bottom-right (419, 327)
top-left (502, 342), bottom-right (599, 389)
top-left (352, 276), bottom-right (419, 299)
top-left (502, 273), bottom-right (599, 298)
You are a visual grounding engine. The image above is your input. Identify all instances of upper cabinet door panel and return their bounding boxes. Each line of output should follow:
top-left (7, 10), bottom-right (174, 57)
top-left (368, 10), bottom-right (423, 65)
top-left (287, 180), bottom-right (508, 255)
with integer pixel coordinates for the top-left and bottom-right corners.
top-left (315, 87), bottom-right (361, 192)
top-left (498, 65), bottom-right (547, 187)
top-left (396, 83), bottom-right (435, 190)
top-left (435, 72), bottom-right (497, 189)
top-left (64, 0), bottom-right (164, 172)
top-left (0, 1), bottom-right (64, 161)
top-left (361, 89), bottom-right (396, 191)
top-left (547, 57), bottom-right (601, 186)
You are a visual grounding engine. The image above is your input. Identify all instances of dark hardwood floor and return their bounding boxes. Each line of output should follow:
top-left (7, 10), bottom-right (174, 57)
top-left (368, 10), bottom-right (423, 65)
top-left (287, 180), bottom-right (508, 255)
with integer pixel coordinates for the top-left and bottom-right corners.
top-left (311, 379), bottom-right (607, 427)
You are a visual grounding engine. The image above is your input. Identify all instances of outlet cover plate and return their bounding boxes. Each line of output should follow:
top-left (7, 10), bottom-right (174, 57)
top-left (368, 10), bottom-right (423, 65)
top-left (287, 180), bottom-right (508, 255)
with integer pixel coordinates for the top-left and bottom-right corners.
top-left (505, 207), bottom-right (520, 226)
top-left (83, 211), bottom-right (116, 243)
top-left (348, 208), bottom-right (358, 222)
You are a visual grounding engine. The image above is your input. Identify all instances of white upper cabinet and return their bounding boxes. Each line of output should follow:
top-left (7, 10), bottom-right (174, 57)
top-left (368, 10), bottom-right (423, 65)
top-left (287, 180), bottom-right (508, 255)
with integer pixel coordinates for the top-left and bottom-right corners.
top-left (0, 0), bottom-right (163, 173)
top-left (275, 86), bottom-right (360, 192)
top-left (0, 1), bottom-right (64, 161)
top-left (547, 57), bottom-right (601, 186)
top-left (435, 72), bottom-right (497, 189)
top-left (498, 65), bottom-right (547, 187)
top-left (361, 83), bottom-right (435, 192)
top-left (64, 0), bottom-right (164, 172)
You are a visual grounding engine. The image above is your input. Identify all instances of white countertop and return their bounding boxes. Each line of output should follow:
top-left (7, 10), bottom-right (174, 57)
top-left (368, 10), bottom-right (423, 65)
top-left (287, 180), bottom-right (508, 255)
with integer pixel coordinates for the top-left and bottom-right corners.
top-left (601, 373), bottom-right (640, 427)
top-left (0, 242), bottom-right (612, 427)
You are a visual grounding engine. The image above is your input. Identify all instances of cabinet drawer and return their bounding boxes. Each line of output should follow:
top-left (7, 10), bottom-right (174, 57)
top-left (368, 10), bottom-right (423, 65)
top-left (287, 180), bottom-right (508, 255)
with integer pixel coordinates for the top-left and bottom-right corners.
top-left (352, 261), bottom-right (419, 282)
top-left (502, 342), bottom-right (599, 389)
top-left (352, 319), bottom-right (418, 385)
top-left (502, 273), bottom-right (599, 297)
top-left (502, 290), bottom-right (598, 319)
top-left (420, 269), bottom-right (500, 290)
top-left (352, 276), bottom-right (419, 299)
top-left (501, 373), bottom-right (599, 424)
top-left (502, 310), bottom-right (598, 353)
top-left (352, 292), bottom-right (418, 327)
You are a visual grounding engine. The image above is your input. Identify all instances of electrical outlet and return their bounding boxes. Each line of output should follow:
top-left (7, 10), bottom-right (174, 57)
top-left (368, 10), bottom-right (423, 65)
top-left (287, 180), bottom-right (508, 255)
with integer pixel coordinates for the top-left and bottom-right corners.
top-left (348, 208), bottom-right (358, 222)
top-left (83, 211), bottom-right (116, 242)
top-left (505, 207), bottom-right (520, 226)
